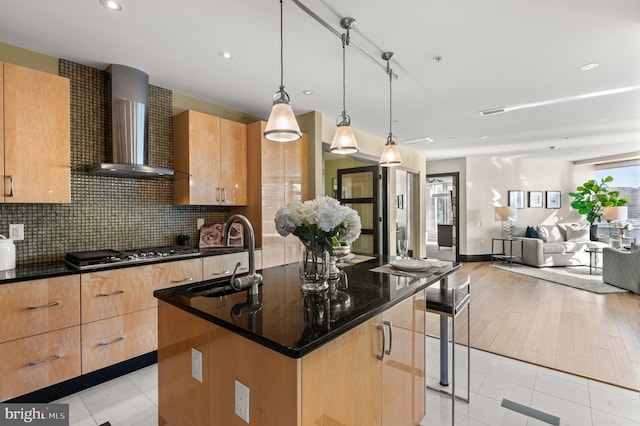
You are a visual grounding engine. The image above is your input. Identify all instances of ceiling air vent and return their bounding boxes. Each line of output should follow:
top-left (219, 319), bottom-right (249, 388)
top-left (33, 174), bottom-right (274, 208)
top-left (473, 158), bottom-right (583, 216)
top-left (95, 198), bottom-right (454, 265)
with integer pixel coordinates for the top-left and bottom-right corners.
top-left (479, 107), bottom-right (506, 117)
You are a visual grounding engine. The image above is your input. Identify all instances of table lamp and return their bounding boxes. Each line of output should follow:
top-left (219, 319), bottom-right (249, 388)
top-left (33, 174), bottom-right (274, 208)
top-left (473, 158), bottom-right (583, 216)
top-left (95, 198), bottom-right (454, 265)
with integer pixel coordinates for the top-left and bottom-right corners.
top-left (495, 206), bottom-right (518, 239)
top-left (602, 206), bottom-right (628, 240)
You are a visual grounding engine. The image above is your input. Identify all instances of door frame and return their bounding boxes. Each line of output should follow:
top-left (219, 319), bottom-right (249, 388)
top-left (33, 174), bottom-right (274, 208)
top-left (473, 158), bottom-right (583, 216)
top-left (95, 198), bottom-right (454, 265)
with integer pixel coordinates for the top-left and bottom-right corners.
top-left (426, 172), bottom-right (460, 263)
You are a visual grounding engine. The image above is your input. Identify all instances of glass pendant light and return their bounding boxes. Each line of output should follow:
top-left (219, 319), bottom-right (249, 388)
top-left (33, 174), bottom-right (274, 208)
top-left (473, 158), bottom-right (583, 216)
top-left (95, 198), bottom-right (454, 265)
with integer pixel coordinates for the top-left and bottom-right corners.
top-left (379, 52), bottom-right (403, 167)
top-left (330, 18), bottom-right (359, 155)
top-left (264, 0), bottom-right (302, 142)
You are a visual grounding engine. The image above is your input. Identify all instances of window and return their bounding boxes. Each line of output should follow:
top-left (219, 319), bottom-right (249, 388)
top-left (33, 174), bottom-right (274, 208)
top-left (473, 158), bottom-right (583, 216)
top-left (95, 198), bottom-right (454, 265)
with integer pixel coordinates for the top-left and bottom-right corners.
top-left (594, 163), bottom-right (639, 244)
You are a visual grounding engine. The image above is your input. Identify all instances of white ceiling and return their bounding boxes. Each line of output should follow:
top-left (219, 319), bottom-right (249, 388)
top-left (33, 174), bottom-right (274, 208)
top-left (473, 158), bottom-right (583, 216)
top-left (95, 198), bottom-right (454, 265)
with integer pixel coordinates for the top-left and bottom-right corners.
top-left (1, 0), bottom-right (639, 163)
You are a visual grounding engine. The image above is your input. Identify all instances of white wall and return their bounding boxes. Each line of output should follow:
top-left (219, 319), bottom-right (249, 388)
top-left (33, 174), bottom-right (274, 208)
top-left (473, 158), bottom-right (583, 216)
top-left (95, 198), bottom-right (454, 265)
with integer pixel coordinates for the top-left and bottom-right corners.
top-left (428, 157), bottom-right (595, 256)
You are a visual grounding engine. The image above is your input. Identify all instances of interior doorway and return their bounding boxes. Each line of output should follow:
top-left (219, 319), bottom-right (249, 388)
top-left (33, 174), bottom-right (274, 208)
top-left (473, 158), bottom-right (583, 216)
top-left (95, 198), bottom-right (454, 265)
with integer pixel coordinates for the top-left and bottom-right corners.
top-left (426, 173), bottom-right (459, 262)
top-left (337, 166), bottom-right (382, 255)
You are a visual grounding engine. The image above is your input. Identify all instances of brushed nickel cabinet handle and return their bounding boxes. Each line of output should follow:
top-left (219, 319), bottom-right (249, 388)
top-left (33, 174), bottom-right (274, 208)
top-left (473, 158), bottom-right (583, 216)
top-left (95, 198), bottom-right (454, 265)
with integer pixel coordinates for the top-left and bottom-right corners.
top-left (7, 175), bottom-right (14, 197)
top-left (171, 276), bottom-right (193, 284)
top-left (376, 324), bottom-right (386, 361)
top-left (27, 301), bottom-right (60, 310)
top-left (100, 336), bottom-right (125, 346)
top-left (384, 321), bottom-right (393, 356)
top-left (98, 290), bottom-right (125, 297)
top-left (29, 354), bottom-right (61, 367)
top-left (211, 270), bottom-right (230, 276)
top-left (215, 187), bottom-right (221, 202)
top-left (222, 187), bottom-right (227, 203)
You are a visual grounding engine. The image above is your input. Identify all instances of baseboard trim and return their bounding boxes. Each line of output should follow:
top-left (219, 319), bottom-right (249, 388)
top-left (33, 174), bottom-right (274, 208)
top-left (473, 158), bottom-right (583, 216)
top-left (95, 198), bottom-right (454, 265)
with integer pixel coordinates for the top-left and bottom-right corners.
top-left (460, 254), bottom-right (491, 262)
top-left (7, 352), bottom-right (157, 403)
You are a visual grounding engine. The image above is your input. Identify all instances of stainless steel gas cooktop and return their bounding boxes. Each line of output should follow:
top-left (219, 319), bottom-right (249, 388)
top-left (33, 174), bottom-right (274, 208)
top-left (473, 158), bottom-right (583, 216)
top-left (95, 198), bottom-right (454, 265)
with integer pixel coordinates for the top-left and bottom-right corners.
top-left (64, 245), bottom-right (200, 270)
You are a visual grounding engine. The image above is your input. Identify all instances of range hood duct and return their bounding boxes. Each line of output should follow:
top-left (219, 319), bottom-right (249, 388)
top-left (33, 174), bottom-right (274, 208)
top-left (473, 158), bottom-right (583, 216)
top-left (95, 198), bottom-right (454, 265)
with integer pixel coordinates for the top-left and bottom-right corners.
top-left (84, 64), bottom-right (174, 176)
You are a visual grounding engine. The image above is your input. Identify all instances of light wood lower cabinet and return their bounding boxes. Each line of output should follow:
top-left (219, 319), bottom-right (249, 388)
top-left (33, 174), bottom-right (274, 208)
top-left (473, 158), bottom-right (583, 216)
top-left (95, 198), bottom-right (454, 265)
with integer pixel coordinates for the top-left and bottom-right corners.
top-left (152, 258), bottom-right (203, 291)
top-left (0, 326), bottom-right (81, 402)
top-left (81, 307), bottom-right (157, 374)
top-left (0, 275), bottom-right (80, 343)
top-left (202, 251), bottom-right (261, 280)
top-left (158, 291), bottom-right (425, 426)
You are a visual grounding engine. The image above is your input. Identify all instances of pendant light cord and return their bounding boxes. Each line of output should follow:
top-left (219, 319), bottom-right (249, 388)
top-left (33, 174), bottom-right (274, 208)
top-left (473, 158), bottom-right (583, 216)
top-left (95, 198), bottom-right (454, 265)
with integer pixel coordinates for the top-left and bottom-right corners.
top-left (341, 33), bottom-right (347, 115)
top-left (279, 0), bottom-right (284, 91)
top-left (387, 60), bottom-right (393, 141)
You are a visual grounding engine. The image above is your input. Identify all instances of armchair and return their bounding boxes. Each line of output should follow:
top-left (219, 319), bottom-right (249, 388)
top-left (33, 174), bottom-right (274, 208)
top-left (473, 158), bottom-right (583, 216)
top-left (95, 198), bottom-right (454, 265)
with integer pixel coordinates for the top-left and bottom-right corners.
top-left (602, 247), bottom-right (640, 294)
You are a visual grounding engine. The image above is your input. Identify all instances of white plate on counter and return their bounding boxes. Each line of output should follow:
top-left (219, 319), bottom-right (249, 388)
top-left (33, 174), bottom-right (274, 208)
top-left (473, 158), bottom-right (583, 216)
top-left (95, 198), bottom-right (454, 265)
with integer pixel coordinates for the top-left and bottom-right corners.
top-left (390, 259), bottom-right (431, 272)
top-left (390, 258), bottom-right (448, 272)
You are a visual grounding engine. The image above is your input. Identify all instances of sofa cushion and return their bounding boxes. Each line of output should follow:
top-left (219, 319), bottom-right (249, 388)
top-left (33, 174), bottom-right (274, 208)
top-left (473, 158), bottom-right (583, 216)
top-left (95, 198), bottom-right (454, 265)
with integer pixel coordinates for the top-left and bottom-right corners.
top-left (512, 224), bottom-right (527, 238)
top-left (544, 242), bottom-right (568, 254)
top-left (537, 225), bottom-right (563, 243)
top-left (525, 226), bottom-right (538, 238)
top-left (565, 224), bottom-right (590, 242)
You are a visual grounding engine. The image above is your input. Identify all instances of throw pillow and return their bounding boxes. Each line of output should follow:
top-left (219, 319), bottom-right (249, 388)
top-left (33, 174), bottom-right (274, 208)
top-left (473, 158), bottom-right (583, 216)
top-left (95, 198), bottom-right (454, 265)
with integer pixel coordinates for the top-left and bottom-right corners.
top-left (537, 225), bottom-right (563, 242)
top-left (511, 224), bottom-right (527, 238)
top-left (525, 226), bottom-right (538, 238)
top-left (565, 224), bottom-right (590, 242)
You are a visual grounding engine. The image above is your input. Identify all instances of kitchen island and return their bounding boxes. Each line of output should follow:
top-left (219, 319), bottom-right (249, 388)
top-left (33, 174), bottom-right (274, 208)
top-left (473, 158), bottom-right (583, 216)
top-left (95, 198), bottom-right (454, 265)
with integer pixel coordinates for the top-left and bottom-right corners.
top-left (154, 256), bottom-right (461, 425)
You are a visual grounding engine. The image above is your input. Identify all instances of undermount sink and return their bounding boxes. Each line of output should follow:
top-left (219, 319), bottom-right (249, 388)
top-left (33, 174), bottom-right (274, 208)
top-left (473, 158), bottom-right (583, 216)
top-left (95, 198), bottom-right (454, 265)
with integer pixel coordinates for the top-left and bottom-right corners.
top-left (184, 278), bottom-right (239, 298)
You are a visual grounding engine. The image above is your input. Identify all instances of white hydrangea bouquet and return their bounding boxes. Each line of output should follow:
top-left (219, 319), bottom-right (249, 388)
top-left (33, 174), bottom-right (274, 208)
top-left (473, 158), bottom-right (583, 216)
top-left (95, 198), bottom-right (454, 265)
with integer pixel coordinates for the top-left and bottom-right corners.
top-left (274, 196), bottom-right (361, 254)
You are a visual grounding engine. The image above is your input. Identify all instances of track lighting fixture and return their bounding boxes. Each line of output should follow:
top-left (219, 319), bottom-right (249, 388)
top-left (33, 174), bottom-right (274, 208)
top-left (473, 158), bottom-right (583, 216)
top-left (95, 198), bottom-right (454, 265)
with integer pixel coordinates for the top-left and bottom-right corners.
top-left (264, 0), bottom-right (302, 142)
top-left (329, 17), bottom-right (360, 155)
top-left (379, 52), bottom-right (403, 167)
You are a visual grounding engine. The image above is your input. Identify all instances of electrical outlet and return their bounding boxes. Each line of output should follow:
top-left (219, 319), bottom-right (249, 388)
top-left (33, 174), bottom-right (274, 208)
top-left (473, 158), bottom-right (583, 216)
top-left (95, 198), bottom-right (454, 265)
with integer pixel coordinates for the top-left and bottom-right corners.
top-left (191, 348), bottom-right (203, 383)
top-left (197, 218), bottom-right (205, 230)
top-left (235, 380), bottom-right (250, 423)
top-left (9, 224), bottom-right (24, 240)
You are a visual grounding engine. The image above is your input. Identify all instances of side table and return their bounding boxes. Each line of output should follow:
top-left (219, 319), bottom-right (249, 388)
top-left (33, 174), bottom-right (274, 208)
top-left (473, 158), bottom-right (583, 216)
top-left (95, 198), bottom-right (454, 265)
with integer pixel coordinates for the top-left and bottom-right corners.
top-left (585, 247), bottom-right (603, 275)
top-left (491, 238), bottom-right (523, 266)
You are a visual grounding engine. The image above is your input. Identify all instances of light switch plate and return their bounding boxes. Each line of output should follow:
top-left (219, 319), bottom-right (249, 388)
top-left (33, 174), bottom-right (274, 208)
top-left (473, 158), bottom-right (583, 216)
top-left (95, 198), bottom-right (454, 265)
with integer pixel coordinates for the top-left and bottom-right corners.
top-left (191, 348), bottom-right (203, 383)
top-left (235, 380), bottom-right (250, 423)
top-left (197, 218), bottom-right (205, 230)
top-left (9, 224), bottom-right (24, 240)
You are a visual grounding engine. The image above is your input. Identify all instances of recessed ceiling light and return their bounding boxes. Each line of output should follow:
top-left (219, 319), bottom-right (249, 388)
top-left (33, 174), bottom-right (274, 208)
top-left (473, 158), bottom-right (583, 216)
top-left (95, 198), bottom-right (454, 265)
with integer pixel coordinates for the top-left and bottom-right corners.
top-left (302, 90), bottom-right (313, 95)
top-left (479, 135), bottom-right (489, 139)
top-left (100, 0), bottom-right (122, 11)
top-left (581, 62), bottom-right (599, 71)
top-left (219, 51), bottom-right (234, 60)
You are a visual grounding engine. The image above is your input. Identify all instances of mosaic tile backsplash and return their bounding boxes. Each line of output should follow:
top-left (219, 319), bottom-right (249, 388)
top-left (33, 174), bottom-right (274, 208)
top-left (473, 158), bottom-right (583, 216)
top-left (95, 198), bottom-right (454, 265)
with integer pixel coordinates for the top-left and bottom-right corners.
top-left (0, 60), bottom-right (228, 264)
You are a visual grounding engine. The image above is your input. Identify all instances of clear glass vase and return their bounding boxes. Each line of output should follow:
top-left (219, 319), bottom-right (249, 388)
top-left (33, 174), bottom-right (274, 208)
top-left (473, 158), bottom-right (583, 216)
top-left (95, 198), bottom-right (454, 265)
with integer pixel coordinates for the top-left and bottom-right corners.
top-left (300, 246), bottom-right (330, 292)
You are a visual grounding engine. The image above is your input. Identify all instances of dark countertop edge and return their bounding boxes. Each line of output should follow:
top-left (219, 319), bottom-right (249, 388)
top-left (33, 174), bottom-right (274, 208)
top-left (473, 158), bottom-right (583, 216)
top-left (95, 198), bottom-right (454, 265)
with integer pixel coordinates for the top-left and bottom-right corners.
top-left (0, 247), bottom-right (250, 285)
top-left (154, 263), bottom-right (462, 359)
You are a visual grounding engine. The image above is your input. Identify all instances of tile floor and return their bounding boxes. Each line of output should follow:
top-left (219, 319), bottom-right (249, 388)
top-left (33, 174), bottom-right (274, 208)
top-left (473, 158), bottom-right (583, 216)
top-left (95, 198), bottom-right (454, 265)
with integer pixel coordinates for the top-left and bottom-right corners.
top-left (56, 337), bottom-right (640, 426)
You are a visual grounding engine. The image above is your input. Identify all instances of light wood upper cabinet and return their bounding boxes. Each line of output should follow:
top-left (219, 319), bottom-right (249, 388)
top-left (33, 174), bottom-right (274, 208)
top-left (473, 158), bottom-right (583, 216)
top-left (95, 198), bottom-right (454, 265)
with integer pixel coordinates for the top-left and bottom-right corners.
top-left (1, 62), bottom-right (70, 204)
top-left (173, 110), bottom-right (247, 206)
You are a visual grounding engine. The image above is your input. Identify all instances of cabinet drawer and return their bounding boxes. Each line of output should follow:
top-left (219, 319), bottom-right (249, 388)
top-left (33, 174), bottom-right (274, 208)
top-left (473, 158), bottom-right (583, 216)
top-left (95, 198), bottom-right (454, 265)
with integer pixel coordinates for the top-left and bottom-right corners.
top-left (152, 258), bottom-right (203, 291)
top-left (203, 252), bottom-right (250, 279)
top-left (81, 308), bottom-right (157, 374)
top-left (0, 326), bottom-right (81, 402)
top-left (0, 275), bottom-right (80, 343)
top-left (81, 265), bottom-right (154, 323)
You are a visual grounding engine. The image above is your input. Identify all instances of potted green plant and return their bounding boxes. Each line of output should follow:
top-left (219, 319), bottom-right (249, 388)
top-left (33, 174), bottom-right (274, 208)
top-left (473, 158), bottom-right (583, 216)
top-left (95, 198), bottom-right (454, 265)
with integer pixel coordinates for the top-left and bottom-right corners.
top-left (568, 176), bottom-right (629, 240)
top-left (176, 233), bottom-right (191, 246)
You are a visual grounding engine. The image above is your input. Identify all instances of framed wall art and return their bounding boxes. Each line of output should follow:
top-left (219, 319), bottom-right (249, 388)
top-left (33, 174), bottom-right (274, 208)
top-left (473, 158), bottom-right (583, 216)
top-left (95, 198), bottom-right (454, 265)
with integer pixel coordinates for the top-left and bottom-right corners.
top-left (508, 190), bottom-right (525, 209)
top-left (528, 191), bottom-right (543, 208)
top-left (546, 191), bottom-right (561, 209)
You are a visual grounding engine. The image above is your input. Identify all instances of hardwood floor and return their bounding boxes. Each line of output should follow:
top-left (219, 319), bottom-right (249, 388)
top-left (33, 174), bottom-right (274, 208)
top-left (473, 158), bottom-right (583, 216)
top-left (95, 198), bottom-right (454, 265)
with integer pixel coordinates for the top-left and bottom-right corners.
top-left (426, 262), bottom-right (640, 391)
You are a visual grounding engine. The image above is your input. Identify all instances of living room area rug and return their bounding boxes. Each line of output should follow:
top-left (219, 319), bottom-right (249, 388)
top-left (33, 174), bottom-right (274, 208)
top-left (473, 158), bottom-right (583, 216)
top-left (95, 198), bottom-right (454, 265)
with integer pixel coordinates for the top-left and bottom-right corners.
top-left (490, 263), bottom-right (628, 294)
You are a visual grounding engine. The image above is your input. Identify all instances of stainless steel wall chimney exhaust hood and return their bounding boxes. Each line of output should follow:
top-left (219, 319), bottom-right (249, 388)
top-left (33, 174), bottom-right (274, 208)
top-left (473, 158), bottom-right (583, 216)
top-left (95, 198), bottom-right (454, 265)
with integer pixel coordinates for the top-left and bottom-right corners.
top-left (84, 65), bottom-right (174, 176)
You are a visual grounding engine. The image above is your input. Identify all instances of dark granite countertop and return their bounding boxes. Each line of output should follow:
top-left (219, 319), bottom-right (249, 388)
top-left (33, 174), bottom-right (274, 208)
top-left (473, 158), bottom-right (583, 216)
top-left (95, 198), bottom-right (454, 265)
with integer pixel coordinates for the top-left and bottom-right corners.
top-left (154, 256), bottom-right (461, 358)
top-left (0, 247), bottom-right (247, 285)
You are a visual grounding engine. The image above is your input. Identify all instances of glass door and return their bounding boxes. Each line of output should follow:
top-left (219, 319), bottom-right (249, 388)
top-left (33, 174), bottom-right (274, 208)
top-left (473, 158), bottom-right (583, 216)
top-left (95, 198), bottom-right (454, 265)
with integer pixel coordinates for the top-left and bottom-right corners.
top-left (338, 166), bottom-right (382, 255)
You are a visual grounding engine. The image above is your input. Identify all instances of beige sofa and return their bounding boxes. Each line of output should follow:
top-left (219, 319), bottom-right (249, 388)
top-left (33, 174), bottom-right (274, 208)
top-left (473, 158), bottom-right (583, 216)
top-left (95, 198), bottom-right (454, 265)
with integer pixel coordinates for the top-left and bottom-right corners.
top-left (511, 223), bottom-right (608, 268)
